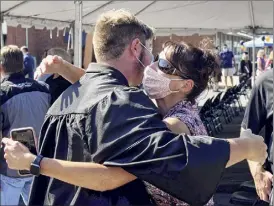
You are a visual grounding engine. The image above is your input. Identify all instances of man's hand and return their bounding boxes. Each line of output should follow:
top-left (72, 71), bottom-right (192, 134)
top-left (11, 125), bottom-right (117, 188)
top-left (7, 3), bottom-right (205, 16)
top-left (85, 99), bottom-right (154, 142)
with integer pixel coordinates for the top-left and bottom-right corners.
top-left (253, 166), bottom-right (273, 202)
top-left (34, 55), bottom-right (64, 80)
top-left (2, 138), bottom-right (36, 170)
top-left (240, 129), bottom-right (268, 164)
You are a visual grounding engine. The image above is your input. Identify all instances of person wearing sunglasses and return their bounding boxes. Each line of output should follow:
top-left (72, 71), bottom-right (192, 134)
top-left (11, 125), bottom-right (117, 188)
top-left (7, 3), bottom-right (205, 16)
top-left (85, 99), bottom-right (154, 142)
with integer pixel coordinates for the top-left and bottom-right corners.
top-left (140, 41), bottom-right (218, 205)
top-left (143, 41), bottom-right (213, 136)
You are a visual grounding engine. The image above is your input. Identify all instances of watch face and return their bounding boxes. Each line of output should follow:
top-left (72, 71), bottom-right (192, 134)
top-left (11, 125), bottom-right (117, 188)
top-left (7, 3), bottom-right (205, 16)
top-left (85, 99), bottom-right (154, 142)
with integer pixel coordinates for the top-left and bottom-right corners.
top-left (30, 163), bottom-right (40, 176)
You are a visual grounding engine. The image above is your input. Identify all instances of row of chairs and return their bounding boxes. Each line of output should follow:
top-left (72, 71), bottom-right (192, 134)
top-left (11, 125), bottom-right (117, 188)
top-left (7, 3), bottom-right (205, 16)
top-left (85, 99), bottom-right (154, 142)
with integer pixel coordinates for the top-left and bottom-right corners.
top-left (199, 78), bottom-right (250, 136)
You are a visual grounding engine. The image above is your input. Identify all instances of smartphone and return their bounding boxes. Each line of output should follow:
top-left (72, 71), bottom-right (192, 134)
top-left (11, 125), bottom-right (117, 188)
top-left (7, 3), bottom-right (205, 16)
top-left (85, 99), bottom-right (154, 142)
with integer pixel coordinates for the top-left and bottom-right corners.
top-left (10, 127), bottom-right (38, 176)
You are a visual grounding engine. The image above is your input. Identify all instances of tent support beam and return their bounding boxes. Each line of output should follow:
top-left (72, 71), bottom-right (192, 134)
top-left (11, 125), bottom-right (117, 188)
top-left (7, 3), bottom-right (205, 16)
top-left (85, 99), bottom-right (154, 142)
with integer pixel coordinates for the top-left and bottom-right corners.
top-left (0, 18), bottom-right (4, 49)
top-left (249, 1), bottom-right (256, 86)
top-left (252, 29), bottom-right (256, 86)
top-left (135, 1), bottom-right (157, 16)
top-left (1, 1), bottom-right (29, 15)
top-left (82, 1), bottom-right (114, 19)
top-left (4, 14), bottom-right (77, 26)
top-left (74, 1), bottom-right (83, 68)
top-left (248, 1), bottom-right (255, 29)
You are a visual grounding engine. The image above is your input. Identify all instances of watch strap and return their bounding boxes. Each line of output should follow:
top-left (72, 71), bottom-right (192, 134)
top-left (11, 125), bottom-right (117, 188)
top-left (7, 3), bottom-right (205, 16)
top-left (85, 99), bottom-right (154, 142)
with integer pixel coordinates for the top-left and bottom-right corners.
top-left (30, 154), bottom-right (43, 176)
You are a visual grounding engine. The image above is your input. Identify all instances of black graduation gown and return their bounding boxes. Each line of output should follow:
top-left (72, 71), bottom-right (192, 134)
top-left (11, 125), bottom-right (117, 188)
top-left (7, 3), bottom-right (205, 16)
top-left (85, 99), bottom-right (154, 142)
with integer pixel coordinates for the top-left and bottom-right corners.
top-left (28, 64), bottom-right (230, 206)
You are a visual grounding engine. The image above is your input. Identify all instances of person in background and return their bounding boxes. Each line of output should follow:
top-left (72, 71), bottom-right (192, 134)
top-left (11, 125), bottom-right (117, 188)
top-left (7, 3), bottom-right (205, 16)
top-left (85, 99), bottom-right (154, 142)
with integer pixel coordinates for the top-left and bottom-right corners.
top-left (219, 44), bottom-right (236, 89)
top-left (3, 10), bottom-right (268, 206)
top-left (240, 52), bottom-right (252, 88)
top-left (21, 46), bottom-right (35, 79)
top-left (35, 49), bottom-right (51, 82)
top-left (68, 49), bottom-right (74, 64)
top-left (241, 69), bottom-right (273, 204)
top-left (212, 46), bottom-right (221, 92)
top-left (266, 50), bottom-right (273, 69)
top-left (256, 49), bottom-right (266, 76)
top-left (240, 52), bottom-right (252, 77)
top-left (36, 48), bottom-right (72, 104)
top-left (0, 45), bottom-right (50, 206)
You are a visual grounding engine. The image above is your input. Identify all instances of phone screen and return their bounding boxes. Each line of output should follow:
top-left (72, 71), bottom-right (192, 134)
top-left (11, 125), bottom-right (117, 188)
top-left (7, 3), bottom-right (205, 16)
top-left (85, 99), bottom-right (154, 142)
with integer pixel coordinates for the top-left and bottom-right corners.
top-left (11, 129), bottom-right (37, 155)
top-left (11, 128), bottom-right (37, 176)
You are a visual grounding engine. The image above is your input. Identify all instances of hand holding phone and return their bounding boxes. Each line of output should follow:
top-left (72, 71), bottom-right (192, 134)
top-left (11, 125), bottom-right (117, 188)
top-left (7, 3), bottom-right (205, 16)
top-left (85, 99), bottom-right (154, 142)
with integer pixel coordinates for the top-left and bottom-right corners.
top-left (10, 127), bottom-right (38, 176)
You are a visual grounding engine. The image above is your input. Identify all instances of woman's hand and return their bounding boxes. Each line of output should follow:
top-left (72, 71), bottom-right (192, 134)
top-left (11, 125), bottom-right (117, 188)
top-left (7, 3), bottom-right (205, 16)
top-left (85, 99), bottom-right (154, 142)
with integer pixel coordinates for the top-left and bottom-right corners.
top-left (34, 55), bottom-right (64, 80)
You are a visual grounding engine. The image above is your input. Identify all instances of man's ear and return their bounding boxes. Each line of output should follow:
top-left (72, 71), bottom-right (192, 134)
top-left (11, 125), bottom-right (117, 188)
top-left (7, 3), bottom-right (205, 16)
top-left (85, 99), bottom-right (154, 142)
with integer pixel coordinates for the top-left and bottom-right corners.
top-left (130, 38), bottom-right (142, 59)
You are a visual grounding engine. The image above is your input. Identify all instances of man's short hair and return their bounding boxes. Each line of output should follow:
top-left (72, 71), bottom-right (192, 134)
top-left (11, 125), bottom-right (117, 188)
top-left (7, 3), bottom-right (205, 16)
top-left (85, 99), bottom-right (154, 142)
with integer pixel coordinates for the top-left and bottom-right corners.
top-left (20, 46), bottom-right (28, 53)
top-left (0, 45), bottom-right (23, 73)
top-left (93, 9), bottom-right (154, 62)
top-left (47, 48), bottom-right (72, 63)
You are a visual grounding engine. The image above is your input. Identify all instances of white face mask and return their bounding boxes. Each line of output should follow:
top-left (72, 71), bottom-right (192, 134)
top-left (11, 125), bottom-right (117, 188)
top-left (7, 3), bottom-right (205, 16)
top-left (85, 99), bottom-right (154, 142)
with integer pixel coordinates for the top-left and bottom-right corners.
top-left (142, 65), bottom-right (183, 99)
top-left (223, 47), bottom-right (228, 52)
top-left (136, 42), bottom-right (154, 68)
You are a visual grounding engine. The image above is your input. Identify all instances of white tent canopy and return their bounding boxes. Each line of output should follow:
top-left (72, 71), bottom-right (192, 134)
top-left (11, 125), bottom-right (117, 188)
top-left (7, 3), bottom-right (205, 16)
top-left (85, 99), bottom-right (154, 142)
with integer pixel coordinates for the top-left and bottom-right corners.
top-left (1, 1), bottom-right (273, 74)
top-left (1, 1), bottom-right (273, 36)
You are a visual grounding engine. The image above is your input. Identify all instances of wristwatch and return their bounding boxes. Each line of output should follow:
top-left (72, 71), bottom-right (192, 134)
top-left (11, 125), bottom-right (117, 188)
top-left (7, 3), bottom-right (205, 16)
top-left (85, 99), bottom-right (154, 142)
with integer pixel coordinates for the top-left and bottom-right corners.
top-left (30, 154), bottom-right (44, 176)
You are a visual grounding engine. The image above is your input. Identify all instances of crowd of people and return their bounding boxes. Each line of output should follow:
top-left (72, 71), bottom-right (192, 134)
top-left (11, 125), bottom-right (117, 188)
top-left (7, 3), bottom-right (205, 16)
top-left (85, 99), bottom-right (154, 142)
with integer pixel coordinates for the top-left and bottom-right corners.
top-left (0, 9), bottom-right (273, 206)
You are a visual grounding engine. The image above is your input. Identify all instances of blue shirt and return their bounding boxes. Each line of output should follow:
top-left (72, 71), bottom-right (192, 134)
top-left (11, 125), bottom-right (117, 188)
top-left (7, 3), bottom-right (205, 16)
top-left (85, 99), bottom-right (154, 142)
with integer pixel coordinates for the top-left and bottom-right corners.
top-left (23, 53), bottom-right (35, 79)
top-left (219, 51), bottom-right (234, 68)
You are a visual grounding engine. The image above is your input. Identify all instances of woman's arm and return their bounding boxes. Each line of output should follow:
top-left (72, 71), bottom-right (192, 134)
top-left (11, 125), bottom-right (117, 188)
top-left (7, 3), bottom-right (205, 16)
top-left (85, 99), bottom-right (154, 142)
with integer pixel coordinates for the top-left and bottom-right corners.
top-left (162, 118), bottom-right (266, 168)
top-left (57, 60), bottom-right (85, 84)
top-left (36, 55), bottom-right (85, 84)
top-left (257, 59), bottom-right (263, 71)
top-left (163, 117), bottom-right (191, 135)
top-left (265, 59), bottom-right (272, 69)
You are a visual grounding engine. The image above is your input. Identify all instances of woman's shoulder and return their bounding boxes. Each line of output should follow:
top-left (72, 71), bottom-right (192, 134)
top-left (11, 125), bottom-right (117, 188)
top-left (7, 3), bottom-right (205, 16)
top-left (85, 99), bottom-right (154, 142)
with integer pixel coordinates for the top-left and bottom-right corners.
top-left (164, 100), bottom-right (207, 135)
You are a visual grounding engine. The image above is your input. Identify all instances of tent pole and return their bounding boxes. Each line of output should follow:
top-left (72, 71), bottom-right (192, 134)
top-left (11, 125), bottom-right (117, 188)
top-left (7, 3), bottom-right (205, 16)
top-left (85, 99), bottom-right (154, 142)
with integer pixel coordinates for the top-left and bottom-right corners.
top-left (0, 16), bottom-right (4, 49)
top-left (74, 1), bottom-right (83, 68)
top-left (26, 28), bottom-right (29, 47)
top-left (252, 31), bottom-right (256, 87)
top-left (0, 25), bottom-right (3, 49)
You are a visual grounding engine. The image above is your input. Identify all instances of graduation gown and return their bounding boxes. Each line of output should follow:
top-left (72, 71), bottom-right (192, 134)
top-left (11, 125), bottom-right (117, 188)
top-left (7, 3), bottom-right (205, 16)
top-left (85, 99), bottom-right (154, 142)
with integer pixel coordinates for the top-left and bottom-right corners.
top-left (28, 64), bottom-right (230, 206)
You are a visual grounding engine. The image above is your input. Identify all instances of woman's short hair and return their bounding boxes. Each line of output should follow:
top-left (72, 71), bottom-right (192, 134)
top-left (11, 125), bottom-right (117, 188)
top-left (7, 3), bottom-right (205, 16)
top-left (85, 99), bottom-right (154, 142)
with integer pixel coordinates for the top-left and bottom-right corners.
top-left (161, 41), bottom-right (220, 102)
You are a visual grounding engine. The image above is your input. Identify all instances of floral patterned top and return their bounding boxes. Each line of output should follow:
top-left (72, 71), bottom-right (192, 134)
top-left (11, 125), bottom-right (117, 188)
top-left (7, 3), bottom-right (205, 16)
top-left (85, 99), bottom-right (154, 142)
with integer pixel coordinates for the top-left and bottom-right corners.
top-left (164, 100), bottom-right (208, 136)
top-left (146, 100), bottom-right (213, 206)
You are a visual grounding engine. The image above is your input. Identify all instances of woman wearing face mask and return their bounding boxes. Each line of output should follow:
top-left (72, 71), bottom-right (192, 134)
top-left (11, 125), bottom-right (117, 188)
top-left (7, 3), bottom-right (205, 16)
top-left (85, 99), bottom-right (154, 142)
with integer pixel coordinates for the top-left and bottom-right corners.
top-left (256, 49), bottom-right (266, 76)
top-left (143, 41), bottom-right (216, 136)
top-left (140, 41), bottom-right (219, 205)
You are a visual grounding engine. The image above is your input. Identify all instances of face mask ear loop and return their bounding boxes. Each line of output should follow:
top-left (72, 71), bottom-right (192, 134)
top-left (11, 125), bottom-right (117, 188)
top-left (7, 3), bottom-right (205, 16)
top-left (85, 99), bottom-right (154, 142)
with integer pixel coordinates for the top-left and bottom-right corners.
top-left (169, 79), bottom-right (185, 93)
top-left (139, 42), bottom-right (154, 64)
top-left (136, 57), bottom-right (146, 68)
